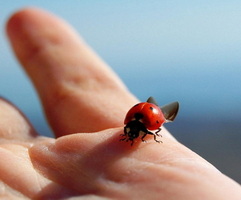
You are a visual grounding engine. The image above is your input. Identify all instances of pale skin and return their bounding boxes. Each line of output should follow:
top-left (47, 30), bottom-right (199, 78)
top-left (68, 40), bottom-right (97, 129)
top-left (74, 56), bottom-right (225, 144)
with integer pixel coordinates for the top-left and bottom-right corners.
top-left (0, 8), bottom-right (241, 199)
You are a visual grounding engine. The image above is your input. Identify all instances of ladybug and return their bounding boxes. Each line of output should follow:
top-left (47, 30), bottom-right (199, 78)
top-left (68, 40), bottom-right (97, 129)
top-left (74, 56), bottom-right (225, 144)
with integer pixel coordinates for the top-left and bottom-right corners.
top-left (120, 97), bottom-right (179, 146)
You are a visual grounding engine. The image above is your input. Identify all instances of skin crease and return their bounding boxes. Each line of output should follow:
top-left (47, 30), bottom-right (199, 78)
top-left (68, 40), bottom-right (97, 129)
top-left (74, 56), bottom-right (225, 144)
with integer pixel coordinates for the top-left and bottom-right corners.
top-left (0, 7), bottom-right (240, 199)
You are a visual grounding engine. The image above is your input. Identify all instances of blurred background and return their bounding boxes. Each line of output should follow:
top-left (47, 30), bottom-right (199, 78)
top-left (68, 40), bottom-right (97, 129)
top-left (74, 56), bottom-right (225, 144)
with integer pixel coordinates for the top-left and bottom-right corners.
top-left (0, 1), bottom-right (241, 183)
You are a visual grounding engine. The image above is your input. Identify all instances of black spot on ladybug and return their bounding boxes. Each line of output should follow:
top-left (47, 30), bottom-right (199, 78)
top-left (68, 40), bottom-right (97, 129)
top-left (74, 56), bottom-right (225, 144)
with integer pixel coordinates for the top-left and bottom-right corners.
top-left (134, 113), bottom-right (143, 120)
top-left (149, 107), bottom-right (154, 110)
top-left (156, 120), bottom-right (159, 124)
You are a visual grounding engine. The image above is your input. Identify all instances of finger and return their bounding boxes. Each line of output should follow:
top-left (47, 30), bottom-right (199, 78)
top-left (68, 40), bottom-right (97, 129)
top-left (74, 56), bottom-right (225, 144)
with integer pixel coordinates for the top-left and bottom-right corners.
top-left (7, 8), bottom-right (137, 137)
top-left (29, 129), bottom-right (241, 199)
top-left (0, 98), bottom-right (37, 140)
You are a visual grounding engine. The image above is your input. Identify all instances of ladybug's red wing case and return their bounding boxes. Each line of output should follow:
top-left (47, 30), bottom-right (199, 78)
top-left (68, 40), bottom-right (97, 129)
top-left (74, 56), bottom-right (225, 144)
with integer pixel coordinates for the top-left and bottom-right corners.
top-left (140, 103), bottom-right (165, 130)
top-left (148, 96), bottom-right (179, 122)
top-left (124, 102), bottom-right (165, 130)
top-left (124, 103), bottom-right (145, 125)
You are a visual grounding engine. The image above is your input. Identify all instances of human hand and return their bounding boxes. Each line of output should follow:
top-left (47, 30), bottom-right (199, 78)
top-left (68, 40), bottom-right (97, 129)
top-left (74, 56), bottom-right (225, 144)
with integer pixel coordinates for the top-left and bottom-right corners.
top-left (1, 8), bottom-right (241, 199)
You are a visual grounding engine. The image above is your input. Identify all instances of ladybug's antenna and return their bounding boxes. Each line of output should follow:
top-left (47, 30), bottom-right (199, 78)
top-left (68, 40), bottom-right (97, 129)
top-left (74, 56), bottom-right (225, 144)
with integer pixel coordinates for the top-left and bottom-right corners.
top-left (161, 102), bottom-right (179, 122)
top-left (146, 96), bottom-right (158, 106)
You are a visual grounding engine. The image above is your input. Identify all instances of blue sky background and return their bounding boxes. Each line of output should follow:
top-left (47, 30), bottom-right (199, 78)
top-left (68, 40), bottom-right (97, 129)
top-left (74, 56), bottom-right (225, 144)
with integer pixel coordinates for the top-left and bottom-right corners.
top-left (1, 1), bottom-right (241, 182)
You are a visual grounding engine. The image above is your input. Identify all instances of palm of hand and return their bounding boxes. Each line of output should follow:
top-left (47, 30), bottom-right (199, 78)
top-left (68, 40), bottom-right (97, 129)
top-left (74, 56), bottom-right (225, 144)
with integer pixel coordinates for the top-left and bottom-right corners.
top-left (1, 8), bottom-right (241, 200)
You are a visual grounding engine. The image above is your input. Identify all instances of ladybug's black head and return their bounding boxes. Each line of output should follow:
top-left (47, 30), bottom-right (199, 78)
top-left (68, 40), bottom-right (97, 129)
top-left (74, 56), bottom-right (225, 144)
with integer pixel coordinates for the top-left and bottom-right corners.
top-left (124, 120), bottom-right (148, 140)
top-left (124, 121), bottom-right (141, 140)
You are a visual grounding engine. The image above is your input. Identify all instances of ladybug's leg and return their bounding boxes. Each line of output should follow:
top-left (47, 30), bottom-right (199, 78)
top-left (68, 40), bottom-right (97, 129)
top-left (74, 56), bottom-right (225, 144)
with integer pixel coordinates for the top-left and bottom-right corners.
top-left (120, 126), bottom-right (128, 136)
top-left (120, 136), bottom-right (131, 143)
top-left (119, 137), bottom-right (127, 141)
top-left (141, 132), bottom-right (148, 143)
top-left (155, 128), bottom-right (162, 136)
top-left (149, 130), bottom-right (163, 143)
top-left (120, 137), bottom-right (134, 146)
top-left (153, 134), bottom-right (163, 143)
top-left (119, 133), bottom-right (127, 141)
top-left (120, 126), bottom-right (128, 141)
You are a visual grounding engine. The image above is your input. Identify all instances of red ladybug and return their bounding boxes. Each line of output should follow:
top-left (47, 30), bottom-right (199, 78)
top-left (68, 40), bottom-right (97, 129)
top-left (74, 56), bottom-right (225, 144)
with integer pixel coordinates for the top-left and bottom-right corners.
top-left (120, 97), bottom-right (179, 146)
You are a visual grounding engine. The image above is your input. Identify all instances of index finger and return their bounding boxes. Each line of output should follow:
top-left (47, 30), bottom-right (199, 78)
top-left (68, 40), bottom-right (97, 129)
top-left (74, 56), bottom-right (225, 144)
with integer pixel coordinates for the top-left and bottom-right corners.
top-left (7, 8), bottom-right (137, 137)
